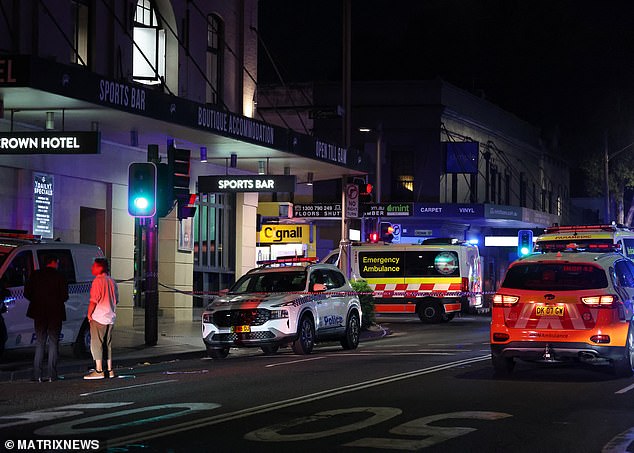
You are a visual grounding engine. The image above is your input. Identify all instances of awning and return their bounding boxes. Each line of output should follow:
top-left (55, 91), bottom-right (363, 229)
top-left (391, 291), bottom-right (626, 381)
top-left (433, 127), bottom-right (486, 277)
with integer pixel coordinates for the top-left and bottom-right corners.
top-left (0, 55), bottom-right (366, 179)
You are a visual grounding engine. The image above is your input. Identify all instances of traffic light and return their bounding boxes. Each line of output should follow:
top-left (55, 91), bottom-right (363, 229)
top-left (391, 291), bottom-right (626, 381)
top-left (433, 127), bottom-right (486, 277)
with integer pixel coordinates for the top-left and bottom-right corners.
top-left (380, 222), bottom-right (394, 243)
top-left (518, 230), bottom-right (534, 257)
top-left (368, 232), bottom-right (379, 243)
top-left (128, 162), bottom-right (157, 217)
top-left (358, 182), bottom-right (373, 203)
top-left (168, 146), bottom-right (196, 220)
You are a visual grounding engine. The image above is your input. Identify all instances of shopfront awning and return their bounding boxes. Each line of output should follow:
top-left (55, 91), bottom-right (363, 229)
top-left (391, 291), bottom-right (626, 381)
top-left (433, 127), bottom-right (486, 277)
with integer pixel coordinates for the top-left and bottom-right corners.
top-left (0, 55), bottom-right (366, 180)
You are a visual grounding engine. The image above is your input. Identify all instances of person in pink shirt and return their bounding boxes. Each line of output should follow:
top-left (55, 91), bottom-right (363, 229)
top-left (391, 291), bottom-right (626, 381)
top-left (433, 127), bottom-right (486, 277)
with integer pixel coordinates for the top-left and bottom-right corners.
top-left (84, 258), bottom-right (119, 380)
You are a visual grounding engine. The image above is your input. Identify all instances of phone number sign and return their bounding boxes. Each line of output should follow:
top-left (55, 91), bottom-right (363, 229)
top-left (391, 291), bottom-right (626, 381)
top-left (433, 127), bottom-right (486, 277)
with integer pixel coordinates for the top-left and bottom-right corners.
top-left (293, 203), bottom-right (342, 218)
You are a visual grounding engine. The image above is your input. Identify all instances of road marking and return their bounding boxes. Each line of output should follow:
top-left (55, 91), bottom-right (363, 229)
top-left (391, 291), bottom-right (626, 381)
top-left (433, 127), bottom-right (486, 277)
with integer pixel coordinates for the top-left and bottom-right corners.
top-left (333, 352), bottom-right (455, 356)
top-left (79, 380), bottom-right (178, 397)
top-left (107, 355), bottom-right (490, 448)
top-left (615, 382), bottom-right (634, 394)
top-left (265, 357), bottom-right (326, 368)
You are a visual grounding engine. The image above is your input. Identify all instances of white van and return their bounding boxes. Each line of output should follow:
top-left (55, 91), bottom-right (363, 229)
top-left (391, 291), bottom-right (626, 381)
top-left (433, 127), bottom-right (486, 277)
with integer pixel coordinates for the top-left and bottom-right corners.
top-left (0, 231), bottom-right (104, 357)
top-left (323, 238), bottom-right (483, 323)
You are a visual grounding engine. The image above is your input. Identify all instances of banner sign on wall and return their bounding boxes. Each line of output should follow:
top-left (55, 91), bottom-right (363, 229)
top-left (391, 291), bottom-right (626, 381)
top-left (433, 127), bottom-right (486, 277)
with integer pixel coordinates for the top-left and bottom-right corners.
top-left (0, 132), bottom-right (100, 154)
top-left (33, 173), bottom-right (54, 239)
top-left (198, 175), bottom-right (296, 193)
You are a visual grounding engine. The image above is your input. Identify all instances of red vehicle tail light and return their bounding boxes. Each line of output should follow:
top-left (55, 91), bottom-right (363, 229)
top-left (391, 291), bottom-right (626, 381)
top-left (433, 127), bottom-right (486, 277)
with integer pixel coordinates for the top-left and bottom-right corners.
top-left (493, 294), bottom-right (519, 306)
top-left (581, 295), bottom-right (616, 307)
top-left (590, 335), bottom-right (611, 344)
top-left (461, 277), bottom-right (469, 293)
top-left (492, 333), bottom-right (510, 342)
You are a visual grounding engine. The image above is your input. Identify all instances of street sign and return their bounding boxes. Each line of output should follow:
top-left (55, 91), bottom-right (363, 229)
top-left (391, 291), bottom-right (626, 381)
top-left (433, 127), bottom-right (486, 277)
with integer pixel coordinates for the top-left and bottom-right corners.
top-left (392, 223), bottom-right (402, 243)
top-left (294, 203), bottom-right (342, 218)
top-left (363, 203), bottom-right (413, 217)
top-left (345, 184), bottom-right (359, 218)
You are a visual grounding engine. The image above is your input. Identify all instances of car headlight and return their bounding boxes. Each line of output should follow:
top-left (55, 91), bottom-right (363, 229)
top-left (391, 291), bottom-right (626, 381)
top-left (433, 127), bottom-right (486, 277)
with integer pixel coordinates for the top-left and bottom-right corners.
top-left (269, 309), bottom-right (289, 319)
top-left (202, 313), bottom-right (214, 323)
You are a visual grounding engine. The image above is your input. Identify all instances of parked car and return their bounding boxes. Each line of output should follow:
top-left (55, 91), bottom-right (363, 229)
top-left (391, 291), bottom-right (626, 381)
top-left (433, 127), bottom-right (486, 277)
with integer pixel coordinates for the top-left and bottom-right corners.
top-left (202, 258), bottom-right (362, 359)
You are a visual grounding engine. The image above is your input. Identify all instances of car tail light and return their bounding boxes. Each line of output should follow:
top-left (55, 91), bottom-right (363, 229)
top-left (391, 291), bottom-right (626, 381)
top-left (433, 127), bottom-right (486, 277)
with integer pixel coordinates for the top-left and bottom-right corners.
top-left (581, 295), bottom-right (616, 307)
top-left (493, 294), bottom-right (519, 306)
top-left (590, 335), bottom-right (611, 344)
top-left (461, 277), bottom-right (469, 293)
top-left (492, 333), bottom-right (510, 342)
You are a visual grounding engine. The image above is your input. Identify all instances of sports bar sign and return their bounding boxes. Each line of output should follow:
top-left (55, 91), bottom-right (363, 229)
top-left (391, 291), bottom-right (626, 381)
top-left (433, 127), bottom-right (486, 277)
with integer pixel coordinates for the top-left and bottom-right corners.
top-left (198, 175), bottom-right (296, 193)
top-left (0, 132), bottom-right (100, 154)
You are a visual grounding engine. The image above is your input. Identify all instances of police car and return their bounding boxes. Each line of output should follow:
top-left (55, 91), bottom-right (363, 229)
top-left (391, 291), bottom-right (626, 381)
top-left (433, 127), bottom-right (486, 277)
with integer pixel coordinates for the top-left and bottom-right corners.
top-left (201, 258), bottom-right (362, 359)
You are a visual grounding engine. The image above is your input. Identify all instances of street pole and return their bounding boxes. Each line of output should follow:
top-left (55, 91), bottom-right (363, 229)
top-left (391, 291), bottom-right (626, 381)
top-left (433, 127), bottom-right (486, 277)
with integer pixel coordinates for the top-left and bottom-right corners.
top-left (604, 131), bottom-right (610, 224)
top-left (339, 177), bottom-right (351, 279)
top-left (376, 124), bottom-right (382, 234)
top-left (144, 217), bottom-right (158, 346)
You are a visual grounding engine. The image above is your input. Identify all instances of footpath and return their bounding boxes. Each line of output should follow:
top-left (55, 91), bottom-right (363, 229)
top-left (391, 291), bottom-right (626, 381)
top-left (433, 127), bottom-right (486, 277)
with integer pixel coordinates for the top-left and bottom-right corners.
top-left (0, 309), bottom-right (390, 382)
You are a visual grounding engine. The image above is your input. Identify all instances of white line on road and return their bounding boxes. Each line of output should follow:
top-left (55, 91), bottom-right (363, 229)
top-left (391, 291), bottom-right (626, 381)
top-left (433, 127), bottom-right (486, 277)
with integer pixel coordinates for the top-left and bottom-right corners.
top-left (107, 355), bottom-right (490, 448)
top-left (615, 382), bottom-right (634, 394)
top-left (333, 352), bottom-right (455, 356)
top-left (265, 357), bottom-right (326, 368)
top-left (79, 380), bottom-right (178, 397)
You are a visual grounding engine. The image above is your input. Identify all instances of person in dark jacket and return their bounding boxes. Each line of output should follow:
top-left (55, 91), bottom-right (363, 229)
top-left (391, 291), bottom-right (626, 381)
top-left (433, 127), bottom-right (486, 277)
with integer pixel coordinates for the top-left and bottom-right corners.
top-left (24, 256), bottom-right (69, 382)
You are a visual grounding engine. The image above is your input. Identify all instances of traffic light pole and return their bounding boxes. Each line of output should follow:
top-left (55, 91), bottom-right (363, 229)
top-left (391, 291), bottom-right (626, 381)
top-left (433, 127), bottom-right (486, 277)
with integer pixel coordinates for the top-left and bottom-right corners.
top-left (144, 212), bottom-right (159, 346)
top-left (339, 176), bottom-right (351, 279)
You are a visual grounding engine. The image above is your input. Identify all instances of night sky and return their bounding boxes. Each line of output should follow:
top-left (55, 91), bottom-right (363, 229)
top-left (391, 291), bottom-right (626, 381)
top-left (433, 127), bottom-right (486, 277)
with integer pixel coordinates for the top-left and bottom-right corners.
top-left (258, 1), bottom-right (634, 196)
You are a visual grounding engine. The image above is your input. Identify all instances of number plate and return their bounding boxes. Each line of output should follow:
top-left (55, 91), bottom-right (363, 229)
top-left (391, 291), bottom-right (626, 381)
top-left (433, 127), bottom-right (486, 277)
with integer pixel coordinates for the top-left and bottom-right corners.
top-left (231, 325), bottom-right (251, 333)
top-left (535, 306), bottom-right (564, 317)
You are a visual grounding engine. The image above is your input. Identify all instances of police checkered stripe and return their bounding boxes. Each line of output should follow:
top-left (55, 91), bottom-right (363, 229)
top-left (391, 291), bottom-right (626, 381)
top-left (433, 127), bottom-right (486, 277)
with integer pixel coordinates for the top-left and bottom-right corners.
top-left (371, 282), bottom-right (462, 298)
top-left (69, 282), bottom-right (92, 294)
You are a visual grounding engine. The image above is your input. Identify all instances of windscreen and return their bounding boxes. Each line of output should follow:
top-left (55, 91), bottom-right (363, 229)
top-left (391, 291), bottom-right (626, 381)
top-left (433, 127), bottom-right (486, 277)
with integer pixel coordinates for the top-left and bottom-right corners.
top-left (502, 263), bottom-right (608, 291)
top-left (229, 271), bottom-right (307, 294)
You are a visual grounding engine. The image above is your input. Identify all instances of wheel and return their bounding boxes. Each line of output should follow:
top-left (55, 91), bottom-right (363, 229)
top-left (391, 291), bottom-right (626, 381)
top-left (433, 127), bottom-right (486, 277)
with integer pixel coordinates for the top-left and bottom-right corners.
top-left (207, 345), bottom-right (230, 360)
top-left (492, 354), bottom-right (515, 376)
top-left (341, 312), bottom-right (360, 350)
top-left (441, 313), bottom-right (456, 323)
top-left (72, 319), bottom-right (91, 358)
top-left (261, 344), bottom-right (280, 355)
top-left (292, 315), bottom-right (315, 355)
top-left (417, 301), bottom-right (444, 324)
top-left (613, 329), bottom-right (634, 377)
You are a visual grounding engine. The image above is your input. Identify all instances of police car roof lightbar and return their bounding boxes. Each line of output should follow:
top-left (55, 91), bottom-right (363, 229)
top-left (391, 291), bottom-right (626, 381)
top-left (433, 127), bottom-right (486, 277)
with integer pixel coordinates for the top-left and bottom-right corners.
top-left (0, 229), bottom-right (41, 241)
top-left (256, 256), bottom-right (319, 266)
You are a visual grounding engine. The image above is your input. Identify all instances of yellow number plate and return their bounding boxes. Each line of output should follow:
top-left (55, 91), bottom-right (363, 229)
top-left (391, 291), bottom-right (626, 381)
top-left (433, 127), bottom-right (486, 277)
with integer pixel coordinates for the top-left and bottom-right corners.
top-left (536, 306), bottom-right (564, 317)
top-left (231, 325), bottom-right (251, 333)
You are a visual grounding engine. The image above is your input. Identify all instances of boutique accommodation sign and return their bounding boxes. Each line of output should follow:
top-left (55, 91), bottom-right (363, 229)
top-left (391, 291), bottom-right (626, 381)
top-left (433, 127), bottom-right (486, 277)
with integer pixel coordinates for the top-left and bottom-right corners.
top-left (33, 173), bottom-right (54, 239)
top-left (198, 175), bottom-right (296, 193)
top-left (0, 132), bottom-right (100, 154)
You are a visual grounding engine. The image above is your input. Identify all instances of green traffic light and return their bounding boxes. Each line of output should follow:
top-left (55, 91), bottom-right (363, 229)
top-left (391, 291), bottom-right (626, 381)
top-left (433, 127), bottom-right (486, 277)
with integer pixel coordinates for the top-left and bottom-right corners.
top-left (520, 247), bottom-right (529, 255)
top-left (134, 196), bottom-right (149, 211)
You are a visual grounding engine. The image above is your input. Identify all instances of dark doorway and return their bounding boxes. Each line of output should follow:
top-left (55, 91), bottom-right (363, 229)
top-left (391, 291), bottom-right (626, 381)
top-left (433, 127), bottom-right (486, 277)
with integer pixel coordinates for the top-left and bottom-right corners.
top-left (80, 207), bottom-right (106, 253)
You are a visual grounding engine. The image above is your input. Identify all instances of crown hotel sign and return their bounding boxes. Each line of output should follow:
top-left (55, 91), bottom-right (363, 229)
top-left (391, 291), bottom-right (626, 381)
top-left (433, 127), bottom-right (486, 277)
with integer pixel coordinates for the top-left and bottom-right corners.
top-left (0, 132), bottom-right (100, 154)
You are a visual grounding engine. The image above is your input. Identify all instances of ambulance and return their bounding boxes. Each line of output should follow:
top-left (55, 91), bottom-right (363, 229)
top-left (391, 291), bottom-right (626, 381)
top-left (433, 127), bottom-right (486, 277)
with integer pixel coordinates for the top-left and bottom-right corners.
top-left (535, 224), bottom-right (634, 258)
top-left (322, 238), bottom-right (483, 323)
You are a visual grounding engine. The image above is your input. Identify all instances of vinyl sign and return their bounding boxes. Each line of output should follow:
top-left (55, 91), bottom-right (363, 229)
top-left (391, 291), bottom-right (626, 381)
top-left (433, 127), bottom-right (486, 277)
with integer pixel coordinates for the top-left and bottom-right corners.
top-left (0, 132), bottom-right (100, 154)
top-left (198, 175), bottom-right (296, 193)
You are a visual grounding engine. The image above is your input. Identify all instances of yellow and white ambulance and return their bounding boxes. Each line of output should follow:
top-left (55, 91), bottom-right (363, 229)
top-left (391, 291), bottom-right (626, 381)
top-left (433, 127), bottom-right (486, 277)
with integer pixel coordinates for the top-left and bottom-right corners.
top-left (534, 224), bottom-right (634, 258)
top-left (323, 238), bottom-right (482, 323)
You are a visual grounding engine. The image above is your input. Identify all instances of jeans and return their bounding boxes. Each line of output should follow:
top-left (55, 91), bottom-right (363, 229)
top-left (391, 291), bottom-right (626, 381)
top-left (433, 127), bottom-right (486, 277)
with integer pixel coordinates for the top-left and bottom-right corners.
top-left (33, 317), bottom-right (62, 379)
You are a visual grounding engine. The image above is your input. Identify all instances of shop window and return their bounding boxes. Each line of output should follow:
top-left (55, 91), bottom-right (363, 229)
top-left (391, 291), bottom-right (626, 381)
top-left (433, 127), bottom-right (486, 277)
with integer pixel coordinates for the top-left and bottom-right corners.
top-left (133, 0), bottom-right (165, 85)
top-left (71, 0), bottom-right (89, 65)
top-left (398, 175), bottom-right (414, 192)
top-left (206, 14), bottom-right (224, 104)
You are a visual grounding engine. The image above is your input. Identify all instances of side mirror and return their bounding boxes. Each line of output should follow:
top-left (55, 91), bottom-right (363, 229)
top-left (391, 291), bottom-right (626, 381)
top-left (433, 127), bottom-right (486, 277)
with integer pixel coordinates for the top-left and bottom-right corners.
top-left (312, 283), bottom-right (326, 292)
